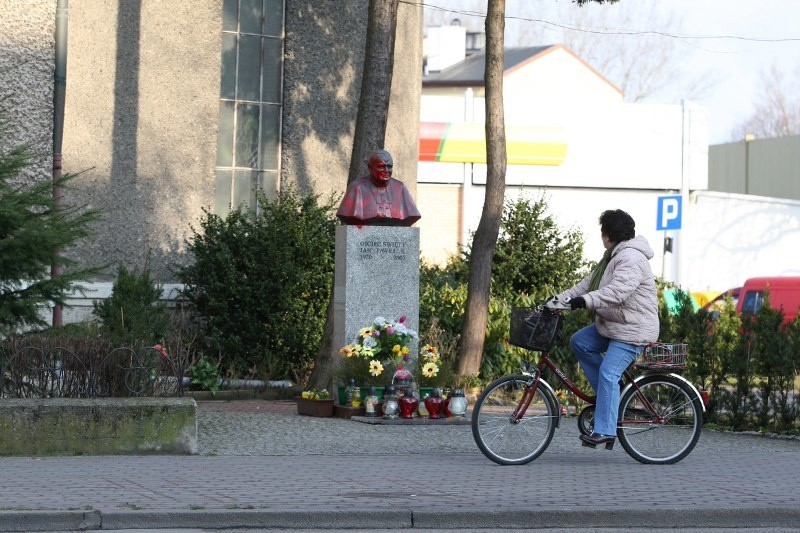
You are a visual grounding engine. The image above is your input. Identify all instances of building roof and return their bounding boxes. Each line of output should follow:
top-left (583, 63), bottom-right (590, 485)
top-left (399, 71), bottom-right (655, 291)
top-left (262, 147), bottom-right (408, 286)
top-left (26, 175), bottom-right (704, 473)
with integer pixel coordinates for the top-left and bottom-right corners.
top-left (423, 45), bottom-right (554, 87)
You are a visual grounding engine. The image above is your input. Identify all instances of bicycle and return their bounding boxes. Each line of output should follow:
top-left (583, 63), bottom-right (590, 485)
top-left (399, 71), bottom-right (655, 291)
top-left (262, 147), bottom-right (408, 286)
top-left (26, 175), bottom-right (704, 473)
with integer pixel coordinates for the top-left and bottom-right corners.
top-left (471, 304), bottom-right (706, 465)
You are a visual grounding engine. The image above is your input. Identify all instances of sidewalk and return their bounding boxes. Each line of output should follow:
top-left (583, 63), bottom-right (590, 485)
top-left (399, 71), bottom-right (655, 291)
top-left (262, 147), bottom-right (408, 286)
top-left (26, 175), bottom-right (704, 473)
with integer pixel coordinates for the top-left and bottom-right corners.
top-left (0, 400), bottom-right (799, 531)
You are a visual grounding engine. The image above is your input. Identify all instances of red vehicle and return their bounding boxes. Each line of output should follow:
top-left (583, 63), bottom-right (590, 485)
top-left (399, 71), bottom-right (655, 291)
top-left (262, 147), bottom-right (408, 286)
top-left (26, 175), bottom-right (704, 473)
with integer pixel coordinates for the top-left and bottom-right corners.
top-left (736, 277), bottom-right (800, 326)
top-left (700, 287), bottom-right (741, 313)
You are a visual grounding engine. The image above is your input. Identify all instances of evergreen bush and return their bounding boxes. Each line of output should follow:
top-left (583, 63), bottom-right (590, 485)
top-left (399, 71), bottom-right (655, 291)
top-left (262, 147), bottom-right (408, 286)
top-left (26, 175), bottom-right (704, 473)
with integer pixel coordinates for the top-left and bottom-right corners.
top-left (92, 263), bottom-right (170, 345)
top-left (419, 195), bottom-right (588, 382)
top-left (0, 112), bottom-right (101, 335)
top-left (178, 188), bottom-right (337, 383)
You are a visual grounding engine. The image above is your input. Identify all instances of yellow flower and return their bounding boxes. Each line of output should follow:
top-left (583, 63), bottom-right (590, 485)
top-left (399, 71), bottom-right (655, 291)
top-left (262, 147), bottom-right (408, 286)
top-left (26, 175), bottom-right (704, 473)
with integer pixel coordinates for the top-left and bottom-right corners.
top-left (422, 362), bottom-right (439, 378)
top-left (369, 360), bottom-right (384, 377)
top-left (401, 346), bottom-right (409, 355)
top-left (361, 347), bottom-right (374, 358)
top-left (359, 327), bottom-right (373, 338)
top-left (424, 352), bottom-right (440, 363)
top-left (392, 344), bottom-right (401, 354)
top-left (339, 344), bottom-right (358, 358)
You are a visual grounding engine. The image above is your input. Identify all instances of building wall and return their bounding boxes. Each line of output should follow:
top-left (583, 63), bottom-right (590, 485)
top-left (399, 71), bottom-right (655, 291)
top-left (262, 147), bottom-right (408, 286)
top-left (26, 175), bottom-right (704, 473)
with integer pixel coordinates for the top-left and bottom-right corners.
top-left (417, 101), bottom-right (708, 274)
top-left (5, 0), bottom-right (422, 287)
top-left (503, 47), bottom-right (622, 109)
top-left (0, 0), bottom-right (55, 185)
top-left (60, 0), bottom-right (221, 282)
top-left (282, 0), bottom-right (422, 201)
top-left (683, 191), bottom-right (800, 290)
top-left (709, 135), bottom-right (800, 201)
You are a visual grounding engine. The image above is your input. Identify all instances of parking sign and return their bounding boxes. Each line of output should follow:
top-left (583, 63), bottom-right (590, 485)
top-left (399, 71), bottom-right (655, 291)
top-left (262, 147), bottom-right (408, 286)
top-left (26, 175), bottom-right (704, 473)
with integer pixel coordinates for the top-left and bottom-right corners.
top-left (657, 195), bottom-right (682, 230)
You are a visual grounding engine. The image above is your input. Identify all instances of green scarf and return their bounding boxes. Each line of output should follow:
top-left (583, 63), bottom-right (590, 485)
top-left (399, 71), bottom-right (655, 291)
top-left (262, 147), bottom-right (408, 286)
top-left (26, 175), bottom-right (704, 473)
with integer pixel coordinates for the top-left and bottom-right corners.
top-left (589, 248), bottom-right (613, 292)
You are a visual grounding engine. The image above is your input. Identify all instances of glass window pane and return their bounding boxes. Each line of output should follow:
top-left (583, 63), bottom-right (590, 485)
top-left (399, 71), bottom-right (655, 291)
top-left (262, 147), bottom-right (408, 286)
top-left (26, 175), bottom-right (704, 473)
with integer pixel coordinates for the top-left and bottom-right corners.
top-left (220, 33), bottom-right (237, 99)
top-left (240, 0), bottom-right (263, 34)
top-left (261, 37), bottom-right (282, 103)
top-left (215, 170), bottom-right (232, 216)
top-left (222, 0), bottom-right (238, 32)
top-left (259, 104), bottom-right (279, 170)
top-left (235, 103), bottom-right (260, 168)
top-left (257, 171), bottom-right (279, 203)
top-left (232, 170), bottom-right (257, 211)
top-left (264, 0), bottom-right (283, 37)
top-left (237, 35), bottom-right (261, 102)
top-left (216, 101), bottom-right (235, 166)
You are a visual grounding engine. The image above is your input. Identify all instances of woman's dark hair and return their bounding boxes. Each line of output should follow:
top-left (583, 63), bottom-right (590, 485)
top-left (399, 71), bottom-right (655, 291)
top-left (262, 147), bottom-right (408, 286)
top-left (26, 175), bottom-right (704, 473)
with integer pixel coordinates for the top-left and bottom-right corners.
top-left (599, 209), bottom-right (635, 243)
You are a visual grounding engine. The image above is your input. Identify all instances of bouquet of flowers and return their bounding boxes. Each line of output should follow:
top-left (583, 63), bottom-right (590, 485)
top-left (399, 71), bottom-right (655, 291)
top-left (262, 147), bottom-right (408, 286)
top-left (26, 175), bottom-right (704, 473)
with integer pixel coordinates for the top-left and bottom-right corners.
top-left (337, 315), bottom-right (419, 386)
top-left (419, 344), bottom-right (441, 379)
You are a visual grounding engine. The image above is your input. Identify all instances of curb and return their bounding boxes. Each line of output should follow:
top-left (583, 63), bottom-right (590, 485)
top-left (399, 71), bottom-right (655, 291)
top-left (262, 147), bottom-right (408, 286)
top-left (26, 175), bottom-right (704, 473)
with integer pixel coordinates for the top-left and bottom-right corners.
top-left (2, 507), bottom-right (800, 531)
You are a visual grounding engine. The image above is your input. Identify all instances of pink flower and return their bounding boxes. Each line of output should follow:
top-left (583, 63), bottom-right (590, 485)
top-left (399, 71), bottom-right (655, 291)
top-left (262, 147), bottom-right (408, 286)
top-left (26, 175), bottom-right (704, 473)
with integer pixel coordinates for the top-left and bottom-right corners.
top-left (386, 326), bottom-right (395, 335)
top-left (398, 315), bottom-right (406, 323)
top-left (153, 344), bottom-right (167, 358)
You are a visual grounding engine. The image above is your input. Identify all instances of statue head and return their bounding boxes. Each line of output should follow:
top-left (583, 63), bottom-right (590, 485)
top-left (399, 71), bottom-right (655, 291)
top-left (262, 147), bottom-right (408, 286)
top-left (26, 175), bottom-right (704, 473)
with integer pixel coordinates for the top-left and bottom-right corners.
top-left (367, 150), bottom-right (393, 187)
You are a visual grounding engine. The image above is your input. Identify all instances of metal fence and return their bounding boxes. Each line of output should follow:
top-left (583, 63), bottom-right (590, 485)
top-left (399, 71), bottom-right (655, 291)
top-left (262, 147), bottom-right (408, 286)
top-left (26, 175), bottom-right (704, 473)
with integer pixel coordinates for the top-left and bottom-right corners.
top-left (1, 345), bottom-right (186, 398)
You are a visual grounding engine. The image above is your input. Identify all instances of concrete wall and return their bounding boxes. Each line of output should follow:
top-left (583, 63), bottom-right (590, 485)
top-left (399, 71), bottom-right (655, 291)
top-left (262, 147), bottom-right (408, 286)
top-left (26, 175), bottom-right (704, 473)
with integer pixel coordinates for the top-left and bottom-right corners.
top-left (0, 0), bottom-right (54, 185)
top-left (61, 0), bottom-right (221, 282)
top-left (0, 398), bottom-right (198, 456)
top-left (4, 0), bottom-right (423, 288)
top-left (282, 0), bottom-right (422, 200)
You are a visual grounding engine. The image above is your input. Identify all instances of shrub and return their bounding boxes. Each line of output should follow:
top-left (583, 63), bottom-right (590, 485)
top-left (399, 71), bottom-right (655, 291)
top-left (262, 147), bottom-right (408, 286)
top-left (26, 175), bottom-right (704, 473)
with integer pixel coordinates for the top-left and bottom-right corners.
top-left (419, 195), bottom-right (588, 382)
top-left (178, 188), bottom-right (337, 383)
top-left (462, 194), bottom-right (587, 299)
top-left (92, 263), bottom-right (171, 345)
top-left (0, 112), bottom-right (101, 335)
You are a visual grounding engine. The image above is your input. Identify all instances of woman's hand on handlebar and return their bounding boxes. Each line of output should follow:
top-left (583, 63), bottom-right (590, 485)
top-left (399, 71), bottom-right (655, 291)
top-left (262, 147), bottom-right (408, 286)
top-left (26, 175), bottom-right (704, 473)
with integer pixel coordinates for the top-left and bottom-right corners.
top-left (543, 294), bottom-right (571, 311)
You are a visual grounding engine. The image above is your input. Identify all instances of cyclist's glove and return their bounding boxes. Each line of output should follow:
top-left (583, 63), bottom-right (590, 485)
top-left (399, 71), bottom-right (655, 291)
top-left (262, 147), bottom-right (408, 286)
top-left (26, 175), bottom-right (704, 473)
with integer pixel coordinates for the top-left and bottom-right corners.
top-left (569, 296), bottom-right (586, 310)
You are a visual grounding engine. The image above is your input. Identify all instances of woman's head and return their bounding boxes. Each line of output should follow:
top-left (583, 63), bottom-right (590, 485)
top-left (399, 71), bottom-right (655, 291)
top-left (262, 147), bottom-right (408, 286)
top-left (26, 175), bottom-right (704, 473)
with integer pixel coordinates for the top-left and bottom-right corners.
top-left (599, 209), bottom-right (635, 245)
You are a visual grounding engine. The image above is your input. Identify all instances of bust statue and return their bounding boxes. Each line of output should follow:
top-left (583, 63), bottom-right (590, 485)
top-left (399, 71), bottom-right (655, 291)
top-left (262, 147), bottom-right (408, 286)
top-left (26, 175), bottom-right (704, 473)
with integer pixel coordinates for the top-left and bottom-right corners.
top-left (336, 150), bottom-right (421, 226)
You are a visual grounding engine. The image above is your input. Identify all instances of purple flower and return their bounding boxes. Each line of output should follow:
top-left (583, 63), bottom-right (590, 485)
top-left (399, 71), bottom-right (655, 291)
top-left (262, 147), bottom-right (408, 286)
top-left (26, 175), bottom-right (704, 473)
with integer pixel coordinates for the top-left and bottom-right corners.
top-left (386, 326), bottom-right (395, 335)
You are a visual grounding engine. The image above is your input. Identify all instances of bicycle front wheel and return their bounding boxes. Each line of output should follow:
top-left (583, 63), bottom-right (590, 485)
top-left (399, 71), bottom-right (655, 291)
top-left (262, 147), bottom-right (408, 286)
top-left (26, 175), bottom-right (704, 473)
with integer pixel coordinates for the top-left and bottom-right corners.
top-left (617, 374), bottom-right (702, 465)
top-left (471, 375), bottom-right (558, 465)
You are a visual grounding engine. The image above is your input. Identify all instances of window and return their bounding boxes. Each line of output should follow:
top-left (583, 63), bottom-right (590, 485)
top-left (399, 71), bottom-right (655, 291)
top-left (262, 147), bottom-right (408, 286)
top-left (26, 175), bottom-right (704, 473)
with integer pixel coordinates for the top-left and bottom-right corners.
top-left (216, 0), bottom-right (284, 215)
top-left (740, 290), bottom-right (764, 315)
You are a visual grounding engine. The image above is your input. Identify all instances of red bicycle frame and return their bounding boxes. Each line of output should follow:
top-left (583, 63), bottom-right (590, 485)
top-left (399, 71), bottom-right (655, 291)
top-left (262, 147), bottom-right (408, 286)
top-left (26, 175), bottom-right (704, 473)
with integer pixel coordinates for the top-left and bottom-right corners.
top-left (514, 349), bottom-right (664, 426)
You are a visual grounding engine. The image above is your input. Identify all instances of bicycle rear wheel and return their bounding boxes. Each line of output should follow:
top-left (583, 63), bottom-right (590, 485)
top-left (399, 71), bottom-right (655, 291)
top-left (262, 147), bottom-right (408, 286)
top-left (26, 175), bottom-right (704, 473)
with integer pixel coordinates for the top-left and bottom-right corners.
top-left (471, 375), bottom-right (557, 465)
top-left (617, 374), bottom-right (702, 464)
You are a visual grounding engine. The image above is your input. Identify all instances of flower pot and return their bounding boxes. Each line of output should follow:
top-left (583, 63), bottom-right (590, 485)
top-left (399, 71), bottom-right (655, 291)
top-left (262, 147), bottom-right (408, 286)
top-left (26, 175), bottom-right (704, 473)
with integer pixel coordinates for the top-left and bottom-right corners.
top-left (296, 398), bottom-right (334, 417)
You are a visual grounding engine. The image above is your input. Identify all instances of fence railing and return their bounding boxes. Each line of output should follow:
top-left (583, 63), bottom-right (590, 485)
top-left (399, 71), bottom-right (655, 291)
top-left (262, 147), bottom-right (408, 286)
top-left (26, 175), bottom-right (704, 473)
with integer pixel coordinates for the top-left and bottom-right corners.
top-left (1, 345), bottom-right (186, 398)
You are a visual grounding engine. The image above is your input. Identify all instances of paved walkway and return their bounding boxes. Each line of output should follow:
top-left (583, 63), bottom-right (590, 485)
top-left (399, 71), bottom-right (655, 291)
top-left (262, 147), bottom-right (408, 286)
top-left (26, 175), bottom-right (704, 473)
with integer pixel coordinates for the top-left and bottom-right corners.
top-left (1, 400), bottom-right (799, 531)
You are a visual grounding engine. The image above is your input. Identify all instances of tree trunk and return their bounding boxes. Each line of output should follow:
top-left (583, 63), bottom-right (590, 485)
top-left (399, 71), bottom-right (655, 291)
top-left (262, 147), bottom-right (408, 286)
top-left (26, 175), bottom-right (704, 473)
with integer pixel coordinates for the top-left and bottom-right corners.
top-left (307, 0), bottom-right (399, 390)
top-left (456, 0), bottom-right (506, 377)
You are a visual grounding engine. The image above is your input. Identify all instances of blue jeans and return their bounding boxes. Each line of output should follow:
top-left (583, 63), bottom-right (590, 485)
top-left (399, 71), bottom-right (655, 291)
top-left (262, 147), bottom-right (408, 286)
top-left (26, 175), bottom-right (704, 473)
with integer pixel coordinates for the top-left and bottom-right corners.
top-left (570, 324), bottom-right (643, 436)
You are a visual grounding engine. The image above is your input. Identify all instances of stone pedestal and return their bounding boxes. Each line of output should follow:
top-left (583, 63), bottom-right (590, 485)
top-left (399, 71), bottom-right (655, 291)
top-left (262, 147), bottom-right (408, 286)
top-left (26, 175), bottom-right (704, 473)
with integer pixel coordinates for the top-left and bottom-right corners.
top-left (333, 225), bottom-right (420, 364)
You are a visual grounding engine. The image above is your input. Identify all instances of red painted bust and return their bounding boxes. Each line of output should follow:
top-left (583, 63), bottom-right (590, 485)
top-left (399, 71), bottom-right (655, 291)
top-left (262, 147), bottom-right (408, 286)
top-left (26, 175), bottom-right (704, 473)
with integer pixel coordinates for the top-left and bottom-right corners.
top-left (336, 150), bottom-right (421, 226)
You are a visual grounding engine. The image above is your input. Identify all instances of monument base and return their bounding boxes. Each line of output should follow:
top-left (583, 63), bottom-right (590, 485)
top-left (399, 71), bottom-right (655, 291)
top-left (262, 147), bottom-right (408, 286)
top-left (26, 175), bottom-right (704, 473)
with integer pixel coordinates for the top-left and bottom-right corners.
top-left (333, 225), bottom-right (420, 377)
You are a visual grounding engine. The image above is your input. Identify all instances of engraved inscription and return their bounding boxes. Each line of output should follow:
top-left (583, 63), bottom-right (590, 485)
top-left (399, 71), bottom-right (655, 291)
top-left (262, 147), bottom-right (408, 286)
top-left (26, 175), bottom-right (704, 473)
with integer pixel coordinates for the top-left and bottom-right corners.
top-left (358, 240), bottom-right (408, 261)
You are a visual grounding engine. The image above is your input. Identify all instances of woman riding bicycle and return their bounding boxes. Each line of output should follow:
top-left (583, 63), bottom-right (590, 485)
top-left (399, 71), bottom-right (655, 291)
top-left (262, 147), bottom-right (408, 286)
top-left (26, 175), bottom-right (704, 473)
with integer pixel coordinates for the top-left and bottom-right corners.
top-left (552, 209), bottom-right (659, 450)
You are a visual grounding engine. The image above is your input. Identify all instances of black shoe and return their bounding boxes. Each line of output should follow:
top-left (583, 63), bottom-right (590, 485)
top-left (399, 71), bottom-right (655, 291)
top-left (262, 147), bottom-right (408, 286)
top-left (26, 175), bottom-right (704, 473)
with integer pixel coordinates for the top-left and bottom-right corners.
top-left (580, 432), bottom-right (615, 450)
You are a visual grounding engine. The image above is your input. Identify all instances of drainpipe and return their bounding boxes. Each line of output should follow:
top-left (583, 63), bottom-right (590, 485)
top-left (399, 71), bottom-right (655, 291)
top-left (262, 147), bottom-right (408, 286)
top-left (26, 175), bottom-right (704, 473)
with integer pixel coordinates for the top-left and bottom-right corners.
top-left (52, 0), bottom-right (68, 327)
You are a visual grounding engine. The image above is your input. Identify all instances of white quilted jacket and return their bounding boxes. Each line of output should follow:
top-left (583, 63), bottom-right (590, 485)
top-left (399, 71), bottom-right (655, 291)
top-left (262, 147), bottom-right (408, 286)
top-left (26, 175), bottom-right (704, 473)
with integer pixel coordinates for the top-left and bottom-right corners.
top-left (559, 235), bottom-right (659, 345)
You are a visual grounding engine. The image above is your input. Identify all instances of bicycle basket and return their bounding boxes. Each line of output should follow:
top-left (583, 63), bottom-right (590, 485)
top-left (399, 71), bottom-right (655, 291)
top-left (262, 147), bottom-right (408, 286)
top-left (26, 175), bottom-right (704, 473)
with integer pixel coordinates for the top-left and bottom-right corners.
top-left (509, 307), bottom-right (563, 352)
top-left (636, 343), bottom-right (688, 370)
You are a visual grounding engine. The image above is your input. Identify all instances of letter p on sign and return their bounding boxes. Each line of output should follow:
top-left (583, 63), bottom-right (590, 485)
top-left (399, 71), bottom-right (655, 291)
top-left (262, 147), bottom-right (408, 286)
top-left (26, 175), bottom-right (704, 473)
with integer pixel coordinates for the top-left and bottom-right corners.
top-left (657, 196), bottom-right (682, 231)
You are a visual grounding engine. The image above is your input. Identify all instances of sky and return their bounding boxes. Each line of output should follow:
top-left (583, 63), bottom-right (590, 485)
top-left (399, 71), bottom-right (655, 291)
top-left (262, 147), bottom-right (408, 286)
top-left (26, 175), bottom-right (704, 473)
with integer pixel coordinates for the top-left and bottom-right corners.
top-left (422, 0), bottom-right (800, 144)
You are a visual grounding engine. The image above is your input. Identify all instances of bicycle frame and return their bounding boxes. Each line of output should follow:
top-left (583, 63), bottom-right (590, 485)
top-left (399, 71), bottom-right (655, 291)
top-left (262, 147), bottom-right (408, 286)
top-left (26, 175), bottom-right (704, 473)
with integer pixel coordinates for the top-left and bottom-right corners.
top-left (515, 350), bottom-right (667, 425)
